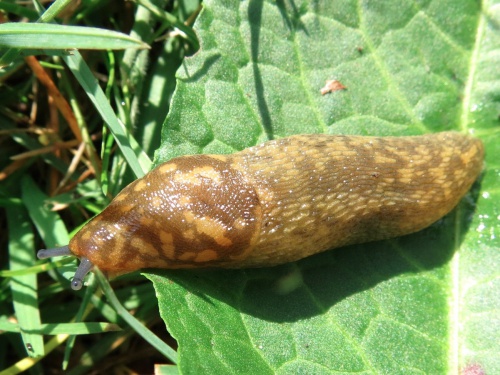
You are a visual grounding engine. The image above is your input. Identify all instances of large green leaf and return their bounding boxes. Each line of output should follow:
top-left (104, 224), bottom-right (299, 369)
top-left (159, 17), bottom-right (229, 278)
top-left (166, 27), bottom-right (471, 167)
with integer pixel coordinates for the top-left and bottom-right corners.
top-left (145, 0), bottom-right (499, 373)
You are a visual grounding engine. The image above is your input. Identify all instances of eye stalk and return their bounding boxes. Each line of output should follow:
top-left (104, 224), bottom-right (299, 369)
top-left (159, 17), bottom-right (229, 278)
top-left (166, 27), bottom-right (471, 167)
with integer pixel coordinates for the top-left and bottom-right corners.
top-left (37, 245), bottom-right (72, 258)
top-left (37, 246), bottom-right (94, 290)
top-left (70, 257), bottom-right (93, 290)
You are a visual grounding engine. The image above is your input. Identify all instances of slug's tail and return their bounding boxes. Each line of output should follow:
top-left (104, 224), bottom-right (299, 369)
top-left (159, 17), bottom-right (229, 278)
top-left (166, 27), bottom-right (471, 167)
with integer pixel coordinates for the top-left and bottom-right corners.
top-left (37, 246), bottom-right (93, 291)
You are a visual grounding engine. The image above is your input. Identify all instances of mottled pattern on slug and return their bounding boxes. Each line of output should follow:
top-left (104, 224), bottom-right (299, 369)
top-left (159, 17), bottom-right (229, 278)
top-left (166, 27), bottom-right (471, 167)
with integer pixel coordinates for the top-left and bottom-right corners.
top-left (68, 132), bottom-right (483, 274)
top-left (70, 155), bottom-right (262, 272)
top-left (228, 132), bottom-right (484, 266)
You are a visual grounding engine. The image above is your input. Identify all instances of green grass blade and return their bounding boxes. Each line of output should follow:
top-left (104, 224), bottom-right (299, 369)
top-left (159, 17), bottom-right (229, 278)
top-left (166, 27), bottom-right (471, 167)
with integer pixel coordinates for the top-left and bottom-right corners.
top-left (0, 23), bottom-right (149, 50)
top-left (0, 321), bottom-right (121, 335)
top-left (96, 271), bottom-right (178, 364)
top-left (0, 2), bottom-right (38, 20)
top-left (21, 177), bottom-right (69, 247)
top-left (135, 0), bottom-right (199, 50)
top-left (6, 204), bottom-right (44, 358)
top-left (37, 0), bottom-right (85, 23)
top-left (63, 51), bottom-right (152, 178)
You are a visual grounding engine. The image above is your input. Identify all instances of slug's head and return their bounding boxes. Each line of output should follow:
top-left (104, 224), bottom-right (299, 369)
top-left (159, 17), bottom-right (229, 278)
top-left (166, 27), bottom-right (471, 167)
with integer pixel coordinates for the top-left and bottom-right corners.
top-left (38, 154), bottom-right (263, 290)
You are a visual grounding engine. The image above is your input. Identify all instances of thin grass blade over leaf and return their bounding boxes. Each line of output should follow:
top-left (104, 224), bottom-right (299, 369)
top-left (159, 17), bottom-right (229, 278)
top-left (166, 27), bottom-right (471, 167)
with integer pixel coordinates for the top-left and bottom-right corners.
top-left (0, 23), bottom-right (149, 50)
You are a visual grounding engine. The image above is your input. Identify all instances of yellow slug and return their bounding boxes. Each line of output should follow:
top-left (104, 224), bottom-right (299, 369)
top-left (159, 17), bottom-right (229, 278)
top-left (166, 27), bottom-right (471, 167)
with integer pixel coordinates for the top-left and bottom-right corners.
top-left (38, 132), bottom-right (484, 290)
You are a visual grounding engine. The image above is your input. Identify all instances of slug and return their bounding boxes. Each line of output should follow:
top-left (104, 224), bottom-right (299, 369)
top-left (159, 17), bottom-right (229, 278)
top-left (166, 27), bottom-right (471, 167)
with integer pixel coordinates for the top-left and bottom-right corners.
top-left (38, 132), bottom-right (484, 290)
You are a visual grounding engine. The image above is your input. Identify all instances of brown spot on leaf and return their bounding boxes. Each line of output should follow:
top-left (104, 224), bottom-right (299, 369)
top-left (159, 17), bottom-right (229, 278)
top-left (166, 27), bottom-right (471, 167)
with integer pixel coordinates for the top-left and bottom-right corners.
top-left (320, 79), bottom-right (347, 95)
